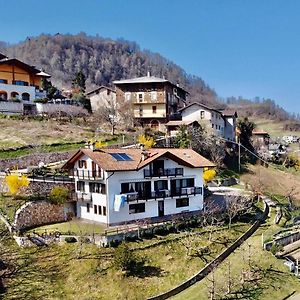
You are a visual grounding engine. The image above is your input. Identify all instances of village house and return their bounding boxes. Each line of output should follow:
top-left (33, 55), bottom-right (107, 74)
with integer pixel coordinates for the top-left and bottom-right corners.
top-left (0, 53), bottom-right (51, 114)
top-left (166, 102), bottom-right (237, 141)
top-left (86, 86), bottom-right (116, 113)
top-left (63, 147), bottom-right (214, 225)
top-left (113, 73), bottom-right (188, 131)
top-left (252, 129), bottom-right (270, 150)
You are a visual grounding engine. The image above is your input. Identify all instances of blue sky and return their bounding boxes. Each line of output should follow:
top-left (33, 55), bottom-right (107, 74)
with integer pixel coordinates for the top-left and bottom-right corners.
top-left (1, 0), bottom-right (300, 114)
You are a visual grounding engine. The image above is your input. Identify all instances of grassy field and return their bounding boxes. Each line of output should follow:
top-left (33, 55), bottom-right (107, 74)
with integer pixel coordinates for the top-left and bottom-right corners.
top-left (27, 219), bottom-right (106, 235)
top-left (0, 194), bottom-right (26, 223)
top-left (0, 118), bottom-right (96, 149)
top-left (250, 117), bottom-right (300, 138)
top-left (172, 210), bottom-right (300, 300)
top-left (2, 222), bottom-right (252, 300)
top-left (241, 164), bottom-right (300, 203)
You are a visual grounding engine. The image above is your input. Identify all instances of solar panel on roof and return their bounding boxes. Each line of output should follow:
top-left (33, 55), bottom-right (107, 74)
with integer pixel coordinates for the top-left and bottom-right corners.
top-left (110, 153), bottom-right (132, 161)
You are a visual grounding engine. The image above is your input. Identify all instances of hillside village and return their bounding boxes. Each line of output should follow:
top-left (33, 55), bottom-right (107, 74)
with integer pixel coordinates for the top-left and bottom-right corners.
top-left (0, 47), bottom-right (300, 300)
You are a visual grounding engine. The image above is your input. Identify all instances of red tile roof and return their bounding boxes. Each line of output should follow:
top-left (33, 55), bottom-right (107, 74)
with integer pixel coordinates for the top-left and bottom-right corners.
top-left (63, 147), bottom-right (215, 171)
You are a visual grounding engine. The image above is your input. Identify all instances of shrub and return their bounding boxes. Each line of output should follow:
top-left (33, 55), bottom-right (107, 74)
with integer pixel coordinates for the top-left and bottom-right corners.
top-left (49, 186), bottom-right (69, 204)
top-left (166, 224), bottom-right (177, 233)
top-left (175, 222), bottom-right (187, 231)
top-left (78, 237), bottom-right (90, 244)
top-left (141, 228), bottom-right (154, 239)
top-left (113, 242), bottom-right (145, 275)
top-left (5, 174), bottom-right (29, 195)
top-left (109, 240), bottom-right (121, 247)
top-left (137, 134), bottom-right (156, 149)
top-left (203, 168), bottom-right (216, 183)
top-left (270, 243), bottom-right (283, 255)
top-left (153, 226), bottom-right (168, 236)
top-left (65, 236), bottom-right (77, 243)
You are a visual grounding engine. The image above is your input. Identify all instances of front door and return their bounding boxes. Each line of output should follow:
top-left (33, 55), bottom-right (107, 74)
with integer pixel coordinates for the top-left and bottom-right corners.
top-left (158, 201), bottom-right (164, 217)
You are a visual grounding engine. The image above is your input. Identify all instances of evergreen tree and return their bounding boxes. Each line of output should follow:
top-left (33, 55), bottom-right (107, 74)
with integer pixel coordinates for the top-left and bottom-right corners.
top-left (72, 71), bottom-right (86, 93)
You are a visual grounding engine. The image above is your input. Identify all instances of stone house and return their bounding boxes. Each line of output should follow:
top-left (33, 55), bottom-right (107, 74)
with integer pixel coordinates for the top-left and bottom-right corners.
top-left (113, 73), bottom-right (188, 131)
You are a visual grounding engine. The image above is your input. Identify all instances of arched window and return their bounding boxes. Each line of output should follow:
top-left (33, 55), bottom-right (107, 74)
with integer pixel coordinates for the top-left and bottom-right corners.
top-left (0, 90), bottom-right (8, 100)
top-left (22, 93), bottom-right (30, 101)
top-left (11, 92), bottom-right (19, 100)
top-left (150, 120), bottom-right (159, 130)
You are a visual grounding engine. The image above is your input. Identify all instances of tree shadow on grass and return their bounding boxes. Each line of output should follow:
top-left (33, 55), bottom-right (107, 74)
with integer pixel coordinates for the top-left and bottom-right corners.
top-left (128, 261), bottom-right (163, 278)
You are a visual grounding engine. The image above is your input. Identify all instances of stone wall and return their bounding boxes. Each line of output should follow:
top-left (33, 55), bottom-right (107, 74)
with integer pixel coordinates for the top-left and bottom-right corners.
top-left (264, 231), bottom-right (300, 251)
top-left (13, 201), bottom-right (65, 231)
top-left (27, 181), bottom-right (74, 197)
top-left (0, 178), bottom-right (74, 198)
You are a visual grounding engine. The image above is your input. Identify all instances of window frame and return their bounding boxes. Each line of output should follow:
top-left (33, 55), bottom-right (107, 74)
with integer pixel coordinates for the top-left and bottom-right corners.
top-left (129, 203), bottom-right (145, 214)
top-left (176, 198), bottom-right (189, 208)
top-left (76, 181), bottom-right (85, 192)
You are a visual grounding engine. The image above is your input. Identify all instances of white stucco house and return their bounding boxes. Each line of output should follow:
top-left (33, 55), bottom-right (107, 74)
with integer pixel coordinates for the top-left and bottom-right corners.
top-left (166, 102), bottom-right (237, 141)
top-left (63, 147), bottom-right (215, 225)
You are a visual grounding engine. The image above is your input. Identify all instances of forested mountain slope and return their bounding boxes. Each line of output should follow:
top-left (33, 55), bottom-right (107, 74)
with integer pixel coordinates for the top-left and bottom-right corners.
top-left (0, 33), bottom-right (298, 122)
top-left (0, 33), bottom-right (217, 105)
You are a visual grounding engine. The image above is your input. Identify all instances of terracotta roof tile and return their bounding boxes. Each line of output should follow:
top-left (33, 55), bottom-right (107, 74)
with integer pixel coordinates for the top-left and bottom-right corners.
top-left (63, 147), bottom-right (215, 171)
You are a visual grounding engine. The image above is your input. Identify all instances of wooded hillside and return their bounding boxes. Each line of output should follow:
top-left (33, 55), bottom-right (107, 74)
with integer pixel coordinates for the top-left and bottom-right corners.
top-left (0, 33), bottom-right (217, 105)
top-left (0, 33), bottom-right (298, 122)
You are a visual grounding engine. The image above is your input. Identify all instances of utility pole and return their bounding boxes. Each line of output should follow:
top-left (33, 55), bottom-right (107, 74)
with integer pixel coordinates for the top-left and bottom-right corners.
top-left (238, 137), bottom-right (241, 174)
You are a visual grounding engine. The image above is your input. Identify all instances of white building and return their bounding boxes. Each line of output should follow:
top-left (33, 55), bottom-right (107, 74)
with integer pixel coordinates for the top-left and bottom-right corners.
top-left (63, 147), bottom-right (215, 225)
top-left (171, 102), bottom-right (237, 141)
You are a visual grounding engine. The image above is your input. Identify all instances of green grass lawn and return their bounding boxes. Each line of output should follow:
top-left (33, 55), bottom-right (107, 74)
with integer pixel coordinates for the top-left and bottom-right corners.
top-left (250, 117), bottom-right (300, 138)
top-left (2, 222), bottom-right (252, 300)
top-left (27, 219), bottom-right (106, 235)
top-left (0, 194), bottom-right (26, 224)
top-left (172, 211), bottom-right (300, 300)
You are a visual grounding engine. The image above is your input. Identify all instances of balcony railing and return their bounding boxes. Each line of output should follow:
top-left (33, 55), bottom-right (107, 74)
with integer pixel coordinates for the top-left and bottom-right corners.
top-left (69, 169), bottom-right (103, 180)
top-left (144, 168), bottom-right (183, 178)
top-left (75, 192), bottom-right (92, 202)
top-left (122, 187), bottom-right (202, 202)
top-left (171, 187), bottom-right (202, 197)
top-left (122, 190), bottom-right (171, 202)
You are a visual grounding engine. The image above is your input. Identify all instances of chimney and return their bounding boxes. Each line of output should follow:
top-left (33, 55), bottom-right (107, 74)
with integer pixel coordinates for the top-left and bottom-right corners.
top-left (85, 141), bottom-right (95, 151)
top-left (147, 71), bottom-right (151, 77)
top-left (141, 150), bottom-right (149, 161)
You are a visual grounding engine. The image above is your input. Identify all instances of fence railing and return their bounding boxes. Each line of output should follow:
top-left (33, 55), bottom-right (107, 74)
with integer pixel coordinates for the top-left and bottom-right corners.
top-left (122, 187), bottom-right (202, 202)
top-left (69, 169), bottom-right (103, 180)
top-left (28, 174), bottom-right (74, 183)
top-left (144, 168), bottom-right (184, 178)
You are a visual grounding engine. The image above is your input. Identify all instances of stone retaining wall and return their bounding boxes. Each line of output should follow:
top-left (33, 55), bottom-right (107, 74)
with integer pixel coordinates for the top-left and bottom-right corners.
top-left (13, 201), bottom-right (65, 232)
top-left (26, 181), bottom-right (74, 196)
top-left (264, 231), bottom-right (300, 251)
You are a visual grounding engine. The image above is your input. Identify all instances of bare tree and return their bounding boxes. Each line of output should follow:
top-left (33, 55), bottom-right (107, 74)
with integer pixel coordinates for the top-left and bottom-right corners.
top-left (224, 194), bottom-right (253, 229)
top-left (95, 98), bottom-right (119, 135)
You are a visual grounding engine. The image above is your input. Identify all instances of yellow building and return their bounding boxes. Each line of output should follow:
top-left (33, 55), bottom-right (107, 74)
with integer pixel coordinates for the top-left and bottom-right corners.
top-left (0, 53), bottom-right (50, 102)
